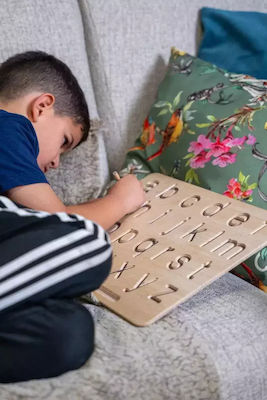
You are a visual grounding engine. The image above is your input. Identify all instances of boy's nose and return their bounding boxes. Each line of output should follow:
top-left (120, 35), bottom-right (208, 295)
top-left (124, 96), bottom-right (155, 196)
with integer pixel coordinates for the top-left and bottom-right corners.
top-left (50, 155), bottom-right (60, 169)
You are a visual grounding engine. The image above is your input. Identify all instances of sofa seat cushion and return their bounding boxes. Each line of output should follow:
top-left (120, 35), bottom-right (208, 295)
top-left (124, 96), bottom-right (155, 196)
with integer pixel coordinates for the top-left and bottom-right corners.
top-left (1, 273), bottom-right (267, 400)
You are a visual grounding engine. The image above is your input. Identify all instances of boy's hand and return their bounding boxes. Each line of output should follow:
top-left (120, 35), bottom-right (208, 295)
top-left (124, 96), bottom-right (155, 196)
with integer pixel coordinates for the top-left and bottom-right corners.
top-left (107, 174), bottom-right (145, 215)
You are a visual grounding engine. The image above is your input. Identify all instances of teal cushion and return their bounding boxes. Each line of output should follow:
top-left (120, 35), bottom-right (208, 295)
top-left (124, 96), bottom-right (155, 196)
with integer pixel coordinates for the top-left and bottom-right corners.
top-left (198, 7), bottom-right (267, 79)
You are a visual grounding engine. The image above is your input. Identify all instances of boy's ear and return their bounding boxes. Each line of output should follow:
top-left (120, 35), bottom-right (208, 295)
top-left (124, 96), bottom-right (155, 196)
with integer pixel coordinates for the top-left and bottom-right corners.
top-left (31, 93), bottom-right (55, 122)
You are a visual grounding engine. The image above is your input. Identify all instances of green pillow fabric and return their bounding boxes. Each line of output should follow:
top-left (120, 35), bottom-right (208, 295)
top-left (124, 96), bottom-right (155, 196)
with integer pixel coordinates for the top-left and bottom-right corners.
top-left (122, 47), bottom-right (267, 292)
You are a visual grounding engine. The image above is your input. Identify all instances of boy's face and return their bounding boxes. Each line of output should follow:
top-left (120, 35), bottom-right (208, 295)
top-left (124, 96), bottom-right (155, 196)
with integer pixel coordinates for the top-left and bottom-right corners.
top-left (33, 110), bottom-right (83, 173)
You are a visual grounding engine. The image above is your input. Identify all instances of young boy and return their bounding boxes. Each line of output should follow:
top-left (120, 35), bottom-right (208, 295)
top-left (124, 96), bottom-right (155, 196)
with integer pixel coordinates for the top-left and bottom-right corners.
top-left (0, 51), bottom-right (145, 383)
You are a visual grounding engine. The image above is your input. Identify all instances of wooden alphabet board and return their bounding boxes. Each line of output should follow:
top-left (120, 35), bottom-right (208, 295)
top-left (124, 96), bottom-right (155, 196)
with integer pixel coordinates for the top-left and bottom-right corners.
top-left (93, 173), bottom-right (267, 326)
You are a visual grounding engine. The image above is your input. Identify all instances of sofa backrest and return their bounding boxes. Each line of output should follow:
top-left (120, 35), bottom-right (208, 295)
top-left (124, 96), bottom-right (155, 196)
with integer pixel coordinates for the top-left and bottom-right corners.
top-left (0, 0), bottom-right (110, 202)
top-left (0, 0), bottom-right (266, 188)
top-left (80, 0), bottom-right (267, 171)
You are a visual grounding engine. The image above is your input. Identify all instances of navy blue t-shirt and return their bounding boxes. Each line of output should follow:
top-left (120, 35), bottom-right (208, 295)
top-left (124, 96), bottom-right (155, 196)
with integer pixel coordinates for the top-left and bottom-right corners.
top-left (0, 110), bottom-right (48, 194)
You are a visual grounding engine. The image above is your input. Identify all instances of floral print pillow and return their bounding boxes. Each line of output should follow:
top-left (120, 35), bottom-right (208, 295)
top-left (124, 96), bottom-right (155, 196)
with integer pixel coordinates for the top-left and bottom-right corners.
top-left (122, 47), bottom-right (267, 292)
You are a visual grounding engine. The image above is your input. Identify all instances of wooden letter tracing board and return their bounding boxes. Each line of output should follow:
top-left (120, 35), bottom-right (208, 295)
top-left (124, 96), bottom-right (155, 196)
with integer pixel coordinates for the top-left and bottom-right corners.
top-left (94, 173), bottom-right (267, 326)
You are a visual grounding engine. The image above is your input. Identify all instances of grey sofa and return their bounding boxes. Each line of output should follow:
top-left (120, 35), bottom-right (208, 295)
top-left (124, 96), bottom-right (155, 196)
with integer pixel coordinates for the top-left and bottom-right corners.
top-left (1, 1), bottom-right (267, 399)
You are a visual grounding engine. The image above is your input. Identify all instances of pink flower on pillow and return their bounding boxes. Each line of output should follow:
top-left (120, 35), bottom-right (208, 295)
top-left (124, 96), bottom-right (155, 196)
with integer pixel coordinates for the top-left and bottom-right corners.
top-left (207, 136), bottom-right (231, 157)
top-left (190, 151), bottom-right (211, 168)
top-left (246, 134), bottom-right (256, 145)
top-left (223, 190), bottom-right (234, 198)
top-left (212, 152), bottom-right (237, 167)
top-left (224, 176), bottom-right (254, 201)
top-left (187, 131), bottom-right (256, 172)
top-left (243, 189), bottom-right (253, 197)
top-left (230, 182), bottom-right (243, 199)
top-left (227, 178), bottom-right (238, 188)
top-left (226, 136), bottom-right (247, 148)
top-left (188, 135), bottom-right (212, 155)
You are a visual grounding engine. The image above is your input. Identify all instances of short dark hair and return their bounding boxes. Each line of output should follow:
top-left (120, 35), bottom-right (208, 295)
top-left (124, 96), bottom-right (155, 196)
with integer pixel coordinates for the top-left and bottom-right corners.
top-left (0, 51), bottom-right (90, 142)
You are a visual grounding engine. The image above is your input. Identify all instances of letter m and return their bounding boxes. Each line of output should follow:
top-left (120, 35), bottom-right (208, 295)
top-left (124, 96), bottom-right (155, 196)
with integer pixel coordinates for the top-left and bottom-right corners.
top-left (211, 239), bottom-right (246, 260)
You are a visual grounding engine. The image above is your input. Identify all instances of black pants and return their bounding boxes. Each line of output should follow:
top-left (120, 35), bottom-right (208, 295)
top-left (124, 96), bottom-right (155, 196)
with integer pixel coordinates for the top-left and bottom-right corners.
top-left (0, 196), bottom-right (112, 383)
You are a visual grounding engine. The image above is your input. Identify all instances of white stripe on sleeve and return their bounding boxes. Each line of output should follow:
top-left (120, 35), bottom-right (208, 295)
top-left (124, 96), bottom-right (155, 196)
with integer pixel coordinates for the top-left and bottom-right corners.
top-left (0, 246), bottom-right (112, 311)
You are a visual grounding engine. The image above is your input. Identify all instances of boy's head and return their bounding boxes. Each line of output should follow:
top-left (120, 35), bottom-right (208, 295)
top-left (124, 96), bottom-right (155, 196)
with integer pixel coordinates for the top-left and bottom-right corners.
top-left (0, 51), bottom-right (90, 173)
